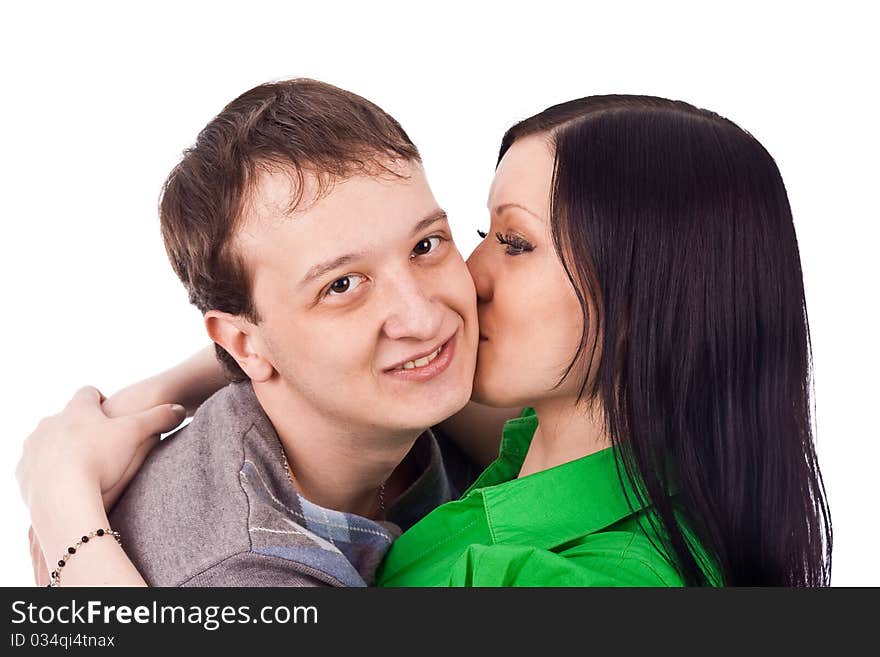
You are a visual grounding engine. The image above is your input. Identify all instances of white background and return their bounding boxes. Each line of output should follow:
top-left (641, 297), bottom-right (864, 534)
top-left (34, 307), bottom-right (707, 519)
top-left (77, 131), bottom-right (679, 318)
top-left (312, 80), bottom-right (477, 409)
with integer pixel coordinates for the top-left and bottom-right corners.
top-left (1, 1), bottom-right (877, 586)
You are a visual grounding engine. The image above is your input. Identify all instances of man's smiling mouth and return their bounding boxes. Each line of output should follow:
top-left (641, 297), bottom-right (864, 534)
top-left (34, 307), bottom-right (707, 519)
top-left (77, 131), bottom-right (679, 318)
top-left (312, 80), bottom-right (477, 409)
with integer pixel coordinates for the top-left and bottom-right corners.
top-left (394, 345), bottom-right (443, 370)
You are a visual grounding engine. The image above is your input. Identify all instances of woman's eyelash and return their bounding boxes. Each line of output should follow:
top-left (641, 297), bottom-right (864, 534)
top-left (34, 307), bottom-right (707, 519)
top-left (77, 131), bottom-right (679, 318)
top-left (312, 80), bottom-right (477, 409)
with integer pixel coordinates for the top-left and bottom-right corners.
top-left (495, 231), bottom-right (534, 254)
top-left (477, 229), bottom-right (488, 238)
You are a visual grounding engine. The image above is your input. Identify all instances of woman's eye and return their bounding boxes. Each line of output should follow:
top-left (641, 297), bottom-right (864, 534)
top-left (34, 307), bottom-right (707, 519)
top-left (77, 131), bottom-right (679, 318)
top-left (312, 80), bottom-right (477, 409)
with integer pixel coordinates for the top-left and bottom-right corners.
top-left (326, 274), bottom-right (364, 296)
top-left (495, 231), bottom-right (535, 256)
top-left (412, 236), bottom-right (442, 257)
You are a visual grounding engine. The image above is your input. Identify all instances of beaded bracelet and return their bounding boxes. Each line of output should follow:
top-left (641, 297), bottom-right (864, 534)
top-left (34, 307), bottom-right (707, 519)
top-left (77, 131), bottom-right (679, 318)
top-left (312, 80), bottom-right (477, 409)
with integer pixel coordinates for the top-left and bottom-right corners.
top-left (48, 528), bottom-right (122, 587)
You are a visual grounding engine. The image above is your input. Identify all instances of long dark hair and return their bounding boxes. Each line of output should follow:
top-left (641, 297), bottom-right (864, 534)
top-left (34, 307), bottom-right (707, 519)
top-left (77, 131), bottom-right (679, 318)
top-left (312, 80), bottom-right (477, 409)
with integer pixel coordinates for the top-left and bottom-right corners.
top-left (499, 96), bottom-right (832, 586)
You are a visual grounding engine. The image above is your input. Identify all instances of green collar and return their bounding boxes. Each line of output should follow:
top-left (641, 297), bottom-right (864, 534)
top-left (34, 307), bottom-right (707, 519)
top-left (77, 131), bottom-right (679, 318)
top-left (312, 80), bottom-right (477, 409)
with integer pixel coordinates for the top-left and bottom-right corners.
top-left (465, 409), bottom-right (651, 550)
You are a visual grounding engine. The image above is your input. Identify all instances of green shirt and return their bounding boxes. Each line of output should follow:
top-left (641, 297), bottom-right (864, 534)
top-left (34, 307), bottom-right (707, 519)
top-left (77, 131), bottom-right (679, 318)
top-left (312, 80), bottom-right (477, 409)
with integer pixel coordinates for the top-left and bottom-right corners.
top-left (378, 408), bottom-right (719, 587)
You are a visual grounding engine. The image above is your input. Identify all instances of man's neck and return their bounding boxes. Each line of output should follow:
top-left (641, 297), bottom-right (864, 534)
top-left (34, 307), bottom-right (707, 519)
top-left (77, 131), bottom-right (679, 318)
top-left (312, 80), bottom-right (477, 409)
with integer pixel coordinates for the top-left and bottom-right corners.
top-left (252, 379), bottom-right (423, 519)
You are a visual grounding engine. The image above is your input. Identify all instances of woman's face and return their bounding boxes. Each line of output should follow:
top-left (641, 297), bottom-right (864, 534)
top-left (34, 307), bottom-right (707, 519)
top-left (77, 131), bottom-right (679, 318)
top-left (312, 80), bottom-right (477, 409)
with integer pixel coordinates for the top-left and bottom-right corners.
top-left (467, 134), bottom-right (588, 408)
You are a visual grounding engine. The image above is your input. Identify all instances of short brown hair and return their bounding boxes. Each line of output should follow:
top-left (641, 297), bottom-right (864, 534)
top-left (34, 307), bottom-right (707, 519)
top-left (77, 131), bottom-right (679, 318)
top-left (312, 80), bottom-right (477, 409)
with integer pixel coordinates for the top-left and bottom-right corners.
top-left (159, 79), bottom-right (421, 380)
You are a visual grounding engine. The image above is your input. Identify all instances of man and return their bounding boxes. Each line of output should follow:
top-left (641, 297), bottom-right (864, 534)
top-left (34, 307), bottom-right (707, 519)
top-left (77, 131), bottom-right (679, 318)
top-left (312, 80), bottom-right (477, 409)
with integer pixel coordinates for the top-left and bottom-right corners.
top-left (22, 79), bottom-right (482, 587)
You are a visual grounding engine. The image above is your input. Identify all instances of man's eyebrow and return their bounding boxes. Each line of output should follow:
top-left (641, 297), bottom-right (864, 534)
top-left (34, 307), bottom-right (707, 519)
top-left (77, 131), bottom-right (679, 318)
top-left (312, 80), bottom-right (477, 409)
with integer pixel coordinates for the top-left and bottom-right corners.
top-left (298, 210), bottom-right (449, 289)
top-left (411, 209), bottom-right (449, 237)
top-left (299, 251), bottom-right (367, 288)
top-left (490, 202), bottom-right (542, 221)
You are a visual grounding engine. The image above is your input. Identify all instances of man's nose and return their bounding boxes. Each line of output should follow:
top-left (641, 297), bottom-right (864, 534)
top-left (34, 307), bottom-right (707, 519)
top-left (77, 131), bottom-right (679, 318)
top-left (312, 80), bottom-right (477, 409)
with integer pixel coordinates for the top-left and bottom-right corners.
top-left (381, 270), bottom-right (444, 341)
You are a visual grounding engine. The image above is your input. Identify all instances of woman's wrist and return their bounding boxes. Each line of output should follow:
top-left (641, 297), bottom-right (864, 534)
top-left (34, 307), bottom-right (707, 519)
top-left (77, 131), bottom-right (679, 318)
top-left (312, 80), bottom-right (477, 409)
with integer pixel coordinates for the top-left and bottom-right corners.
top-left (30, 475), bottom-right (109, 564)
top-left (36, 507), bottom-right (143, 588)
top-left (101, 374), bottom-right (168, 419)
top-left (101, 346), bottom-right (227, 420)
top-left (171, 345), bottom-right (230, 415)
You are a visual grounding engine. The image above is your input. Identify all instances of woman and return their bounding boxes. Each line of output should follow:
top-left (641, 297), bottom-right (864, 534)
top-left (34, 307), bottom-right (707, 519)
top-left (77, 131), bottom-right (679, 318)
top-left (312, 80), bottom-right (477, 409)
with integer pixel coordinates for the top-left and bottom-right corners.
top-left (17, 95), bottom-right (832, 586)
top-left (381, 96), bottom-right (832, 586)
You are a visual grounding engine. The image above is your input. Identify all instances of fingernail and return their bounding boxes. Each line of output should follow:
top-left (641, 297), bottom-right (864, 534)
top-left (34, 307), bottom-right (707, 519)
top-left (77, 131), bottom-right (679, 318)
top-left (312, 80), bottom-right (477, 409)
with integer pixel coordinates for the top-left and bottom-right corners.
top-left (170, 404), bottom-right (186, 414)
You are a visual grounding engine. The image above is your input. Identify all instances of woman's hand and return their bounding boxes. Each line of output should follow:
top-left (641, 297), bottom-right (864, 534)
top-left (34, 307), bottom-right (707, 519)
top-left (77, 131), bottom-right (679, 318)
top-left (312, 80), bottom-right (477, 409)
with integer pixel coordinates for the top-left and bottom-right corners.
top-left (17, 387), bottom-right (184, 586)
top-left (16, 386), bottom-right (187, 515)
top-left (17, 346), bottom-right (224, 585)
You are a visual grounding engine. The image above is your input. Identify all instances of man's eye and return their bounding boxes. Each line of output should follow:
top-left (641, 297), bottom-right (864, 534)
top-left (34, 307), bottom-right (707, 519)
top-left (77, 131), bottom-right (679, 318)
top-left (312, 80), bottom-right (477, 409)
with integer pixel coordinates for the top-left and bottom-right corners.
top-left (327, 274), bottom-right (364, 296)
top-left (412, 236), bottom-right (442, 257)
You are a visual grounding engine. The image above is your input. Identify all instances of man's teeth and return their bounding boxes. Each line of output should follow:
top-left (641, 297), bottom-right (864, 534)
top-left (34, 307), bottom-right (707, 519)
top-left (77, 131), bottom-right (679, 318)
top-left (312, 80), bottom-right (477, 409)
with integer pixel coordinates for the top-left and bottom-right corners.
top-left (399, 346), bottom-right (442, 370)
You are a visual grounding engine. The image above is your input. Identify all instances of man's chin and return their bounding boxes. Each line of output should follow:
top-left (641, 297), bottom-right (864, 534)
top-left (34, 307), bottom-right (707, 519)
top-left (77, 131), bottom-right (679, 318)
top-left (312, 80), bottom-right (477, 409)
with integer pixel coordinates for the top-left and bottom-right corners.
top-left (391, 391), bottom-right (472, 431)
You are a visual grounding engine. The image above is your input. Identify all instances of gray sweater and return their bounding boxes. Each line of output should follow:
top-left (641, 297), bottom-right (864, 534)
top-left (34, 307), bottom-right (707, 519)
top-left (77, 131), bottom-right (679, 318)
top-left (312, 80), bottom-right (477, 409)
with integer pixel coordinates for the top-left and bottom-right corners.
top-left (110, 381), bottom-right (467, 587)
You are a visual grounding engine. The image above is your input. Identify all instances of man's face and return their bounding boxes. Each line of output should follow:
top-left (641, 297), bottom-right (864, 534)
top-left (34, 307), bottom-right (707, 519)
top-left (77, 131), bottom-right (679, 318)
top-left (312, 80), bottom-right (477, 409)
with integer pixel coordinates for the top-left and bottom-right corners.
top-left (236, 161), bottom-right (478, 433)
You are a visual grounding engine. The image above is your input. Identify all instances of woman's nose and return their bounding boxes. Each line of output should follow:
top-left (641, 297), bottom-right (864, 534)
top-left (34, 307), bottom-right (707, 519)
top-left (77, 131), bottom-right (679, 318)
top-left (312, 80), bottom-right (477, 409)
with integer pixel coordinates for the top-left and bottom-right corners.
top-left (466, 242), bottom-right (493, 303)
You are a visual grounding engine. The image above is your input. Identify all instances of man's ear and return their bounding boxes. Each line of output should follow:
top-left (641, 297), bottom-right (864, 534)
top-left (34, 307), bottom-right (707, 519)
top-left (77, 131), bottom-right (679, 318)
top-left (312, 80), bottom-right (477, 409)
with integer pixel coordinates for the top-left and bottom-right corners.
top-left (204, 310), bottom-right (275, 383)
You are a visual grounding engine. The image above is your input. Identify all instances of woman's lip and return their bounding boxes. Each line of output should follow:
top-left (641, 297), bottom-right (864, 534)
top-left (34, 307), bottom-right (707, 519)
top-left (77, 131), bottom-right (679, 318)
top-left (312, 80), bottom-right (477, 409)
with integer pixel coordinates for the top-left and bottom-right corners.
top-left (384, 331), bottom-right (457, 383)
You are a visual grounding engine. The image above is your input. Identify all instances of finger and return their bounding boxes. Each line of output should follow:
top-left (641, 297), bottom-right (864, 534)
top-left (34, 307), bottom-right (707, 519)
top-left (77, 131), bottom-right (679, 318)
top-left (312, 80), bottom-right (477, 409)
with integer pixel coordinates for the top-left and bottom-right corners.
top-left (120, 404), bottom-right (187, 446)
top-left (62, 386), bottom-right (106, 416)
